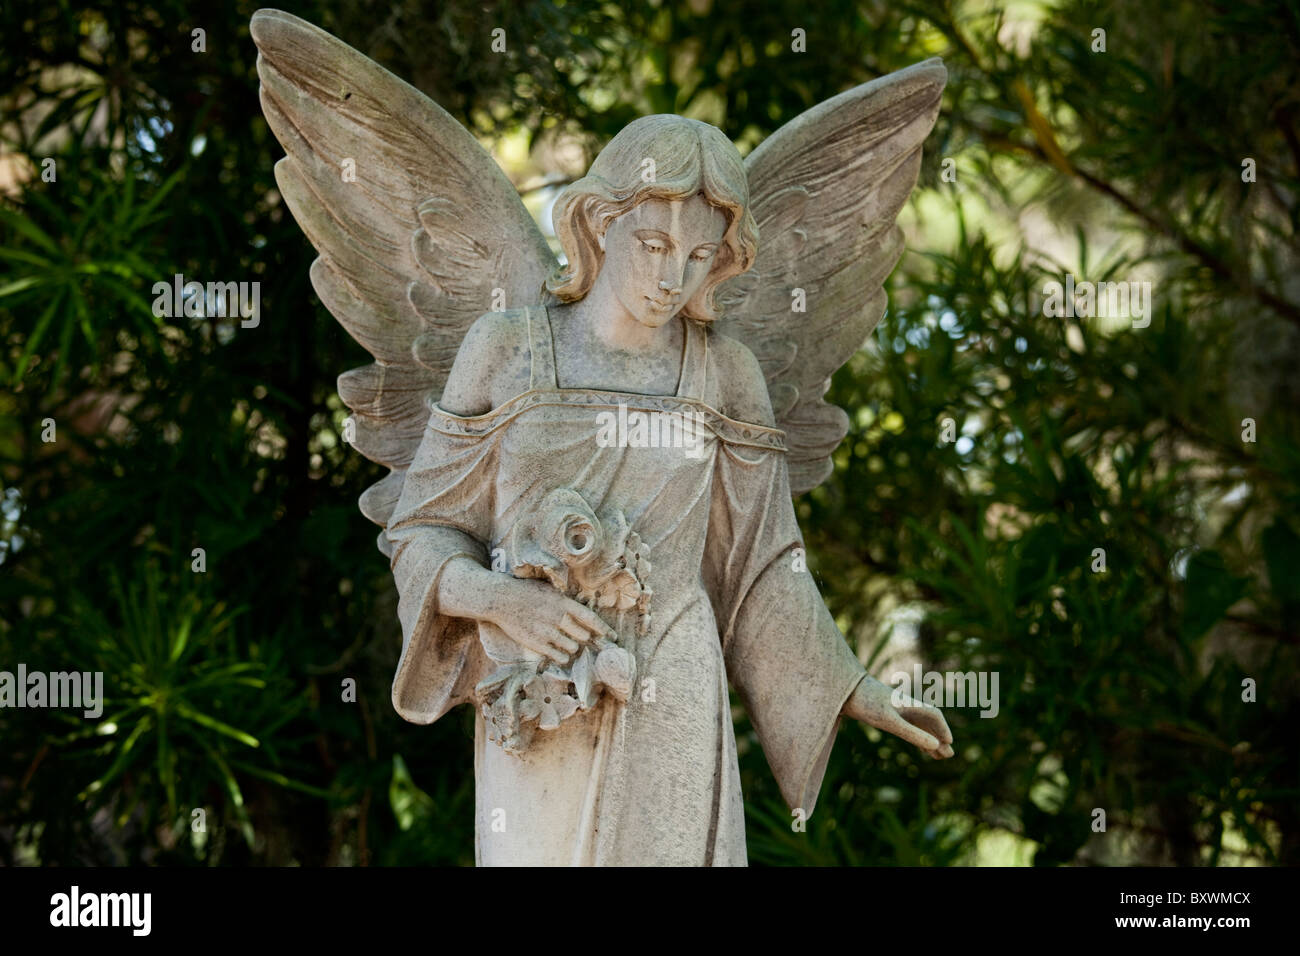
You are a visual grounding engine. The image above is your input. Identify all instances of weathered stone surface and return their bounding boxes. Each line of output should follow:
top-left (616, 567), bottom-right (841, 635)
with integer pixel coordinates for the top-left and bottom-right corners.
top-left (252, 7), bottom-right (953, 866)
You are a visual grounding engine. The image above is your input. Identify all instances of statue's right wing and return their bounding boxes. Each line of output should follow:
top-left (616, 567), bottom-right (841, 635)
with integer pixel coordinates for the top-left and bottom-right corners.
top-left (251, 9), bottom-right (557, 542)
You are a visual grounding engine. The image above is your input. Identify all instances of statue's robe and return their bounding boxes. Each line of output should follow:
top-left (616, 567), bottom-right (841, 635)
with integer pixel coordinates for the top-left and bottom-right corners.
top-left (385, 307), bottom-right (865, 865)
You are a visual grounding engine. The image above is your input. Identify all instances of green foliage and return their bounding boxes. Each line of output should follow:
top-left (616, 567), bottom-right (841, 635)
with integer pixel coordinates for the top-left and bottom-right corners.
top-left (0, 167), bottom-right (181, 385)
top-left (1, 0), bottom-right (1296, 866)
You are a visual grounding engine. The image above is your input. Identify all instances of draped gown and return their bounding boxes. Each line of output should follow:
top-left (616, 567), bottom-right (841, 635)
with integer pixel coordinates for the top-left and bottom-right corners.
top-left (384, 306), bottom-right (866, 866)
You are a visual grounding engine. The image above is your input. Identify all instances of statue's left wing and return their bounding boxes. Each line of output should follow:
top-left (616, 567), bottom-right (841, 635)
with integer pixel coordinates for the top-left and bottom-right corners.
top-left (714, 59), bottom-right (946, 495)
top-left (251, 9), bottom-right (557, 542)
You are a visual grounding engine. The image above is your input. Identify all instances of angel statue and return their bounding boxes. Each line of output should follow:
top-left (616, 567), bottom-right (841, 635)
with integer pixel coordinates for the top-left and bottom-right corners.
top-left (252, 8), bottom-right (955, 866)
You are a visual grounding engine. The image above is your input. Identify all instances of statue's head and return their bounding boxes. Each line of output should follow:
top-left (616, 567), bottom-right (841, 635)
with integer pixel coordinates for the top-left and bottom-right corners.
top-left (546, 115), bottom-right (759, 325)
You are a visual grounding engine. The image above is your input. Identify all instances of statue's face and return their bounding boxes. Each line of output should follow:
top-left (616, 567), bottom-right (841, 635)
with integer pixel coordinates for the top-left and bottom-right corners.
top-left (598, 194), bottom-right (728, 328)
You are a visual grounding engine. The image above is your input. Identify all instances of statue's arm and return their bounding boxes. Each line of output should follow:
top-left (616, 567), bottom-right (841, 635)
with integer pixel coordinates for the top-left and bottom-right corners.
top-left (400, 310), bottom-right (517, 620)
top-left (709, 330), bottom-right (777, 426)
top-left (432, 558), bottom-right (609, 665)
top-left (411, 315), bottom-right (613, 663)
top-left (711, 327), bottom-right (955, 759)
top-left (438, 311), bottom-right (532, 417)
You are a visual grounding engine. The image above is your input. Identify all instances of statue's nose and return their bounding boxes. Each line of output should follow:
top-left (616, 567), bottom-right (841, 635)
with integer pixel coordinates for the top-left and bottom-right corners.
top-left (658, 278), bottom-right (681, 294)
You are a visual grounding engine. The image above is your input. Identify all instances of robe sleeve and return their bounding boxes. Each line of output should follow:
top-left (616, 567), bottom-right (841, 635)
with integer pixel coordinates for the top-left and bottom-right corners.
top-left (383, 412), bottom-right (501, 724)
top-left (705, 440), bottom-right (867, 817)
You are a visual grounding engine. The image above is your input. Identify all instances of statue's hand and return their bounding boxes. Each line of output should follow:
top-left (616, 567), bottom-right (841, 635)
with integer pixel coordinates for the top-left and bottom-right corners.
top-left (843, 675), bottom-right (955, 759)
top-left (489, 577), bottom-right (613, 665)
top-left (439, 559), bottom-right (613, 665)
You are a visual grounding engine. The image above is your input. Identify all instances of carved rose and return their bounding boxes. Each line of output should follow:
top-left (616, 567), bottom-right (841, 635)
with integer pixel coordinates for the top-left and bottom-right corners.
top-left (503, 489), bottom-right (651, 637)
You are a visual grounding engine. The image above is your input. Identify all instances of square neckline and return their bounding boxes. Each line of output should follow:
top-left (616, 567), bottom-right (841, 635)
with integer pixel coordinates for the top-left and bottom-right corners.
top-left (528, 305), bottom-right (707, 402)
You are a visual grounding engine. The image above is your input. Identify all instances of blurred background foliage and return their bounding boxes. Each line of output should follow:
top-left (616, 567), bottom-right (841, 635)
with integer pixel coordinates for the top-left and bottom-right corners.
top-left (1, 0), bottom-right (1296, 865)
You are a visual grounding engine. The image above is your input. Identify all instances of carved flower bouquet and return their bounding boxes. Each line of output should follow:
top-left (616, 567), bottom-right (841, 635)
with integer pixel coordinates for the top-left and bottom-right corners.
top-left (476, 489), bottom-right (649, 753)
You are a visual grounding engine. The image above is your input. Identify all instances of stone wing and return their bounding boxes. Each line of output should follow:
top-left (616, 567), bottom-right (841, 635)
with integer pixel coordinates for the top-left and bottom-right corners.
top-left (252, 9), bottom-right (557, 540)
top-left (715, 59), bottom-right (946, 494)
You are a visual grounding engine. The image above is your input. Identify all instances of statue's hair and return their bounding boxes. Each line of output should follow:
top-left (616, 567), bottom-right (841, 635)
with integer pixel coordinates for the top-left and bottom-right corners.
top-left (546, 115), bottom-right (759, 322)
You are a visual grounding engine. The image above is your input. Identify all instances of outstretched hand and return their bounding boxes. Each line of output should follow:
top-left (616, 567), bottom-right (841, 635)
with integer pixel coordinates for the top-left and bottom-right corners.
top-left (843, 675), bottom-right (955, 759)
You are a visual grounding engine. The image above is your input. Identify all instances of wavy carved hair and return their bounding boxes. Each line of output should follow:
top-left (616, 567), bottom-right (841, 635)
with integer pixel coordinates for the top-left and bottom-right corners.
top-left (545, 115), bottom-right (759, 322)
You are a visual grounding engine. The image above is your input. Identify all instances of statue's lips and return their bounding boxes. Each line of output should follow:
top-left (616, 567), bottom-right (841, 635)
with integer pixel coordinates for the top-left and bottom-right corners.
top-left (645, 296), bottom-right (677, 312)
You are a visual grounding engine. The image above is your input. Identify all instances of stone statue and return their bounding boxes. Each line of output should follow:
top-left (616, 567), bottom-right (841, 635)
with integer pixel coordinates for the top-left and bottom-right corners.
top-left (252, 8), bottom-right (954, 866)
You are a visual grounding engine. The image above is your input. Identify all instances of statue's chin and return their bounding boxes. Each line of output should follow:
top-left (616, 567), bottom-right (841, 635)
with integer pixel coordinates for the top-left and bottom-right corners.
top-left (634, 307), bottom-right (678, 329)
top-left (631, 293), bottom-right (682, 329)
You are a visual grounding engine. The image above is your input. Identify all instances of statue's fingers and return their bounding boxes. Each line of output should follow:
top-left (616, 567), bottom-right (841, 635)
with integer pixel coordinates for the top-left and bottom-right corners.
top-left (899, 704), bottom-right (953, 746)
top-left (565, 605), bottom-right (610, 637)
top-left (930, 708), bottom-right (953, 745)
top-left (549, 630), bottom-right (581, 656)
top-left (545, 646), bottom-right (573, 665)
top-left (879, 711), bottom-right (940, 753)
top-left (526, 637), bottom-right (571, 666)
top-left (558, 616), bottom-right (594, 644)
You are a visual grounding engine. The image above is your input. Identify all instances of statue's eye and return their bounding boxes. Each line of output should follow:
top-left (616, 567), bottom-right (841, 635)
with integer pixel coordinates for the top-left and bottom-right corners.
top-left (690, 248), bottom-right (716, 262)
top-left (640, 239), bottom-right (666, 254)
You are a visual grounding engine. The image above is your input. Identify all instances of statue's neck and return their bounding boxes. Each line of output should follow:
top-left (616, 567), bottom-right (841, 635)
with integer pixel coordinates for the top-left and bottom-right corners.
top-left (566, 280), bottom-right (667, 353)
top-left (548, 300), bottom-right (687, 397)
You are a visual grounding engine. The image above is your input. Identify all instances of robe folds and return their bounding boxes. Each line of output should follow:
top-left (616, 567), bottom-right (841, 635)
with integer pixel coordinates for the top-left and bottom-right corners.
top-left (384, 307), bottom-right (865, 866)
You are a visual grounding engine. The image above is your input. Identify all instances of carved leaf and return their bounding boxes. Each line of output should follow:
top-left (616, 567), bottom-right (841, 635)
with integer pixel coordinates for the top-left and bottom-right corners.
top-left (571, 649), bottom-right (597, 710)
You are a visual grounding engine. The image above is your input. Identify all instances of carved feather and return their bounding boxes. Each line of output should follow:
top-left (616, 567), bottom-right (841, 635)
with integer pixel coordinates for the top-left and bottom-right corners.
top-left (715, 58), bottom-right (946, 495)
top-left (251, 8), bottom-right (556, 537)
